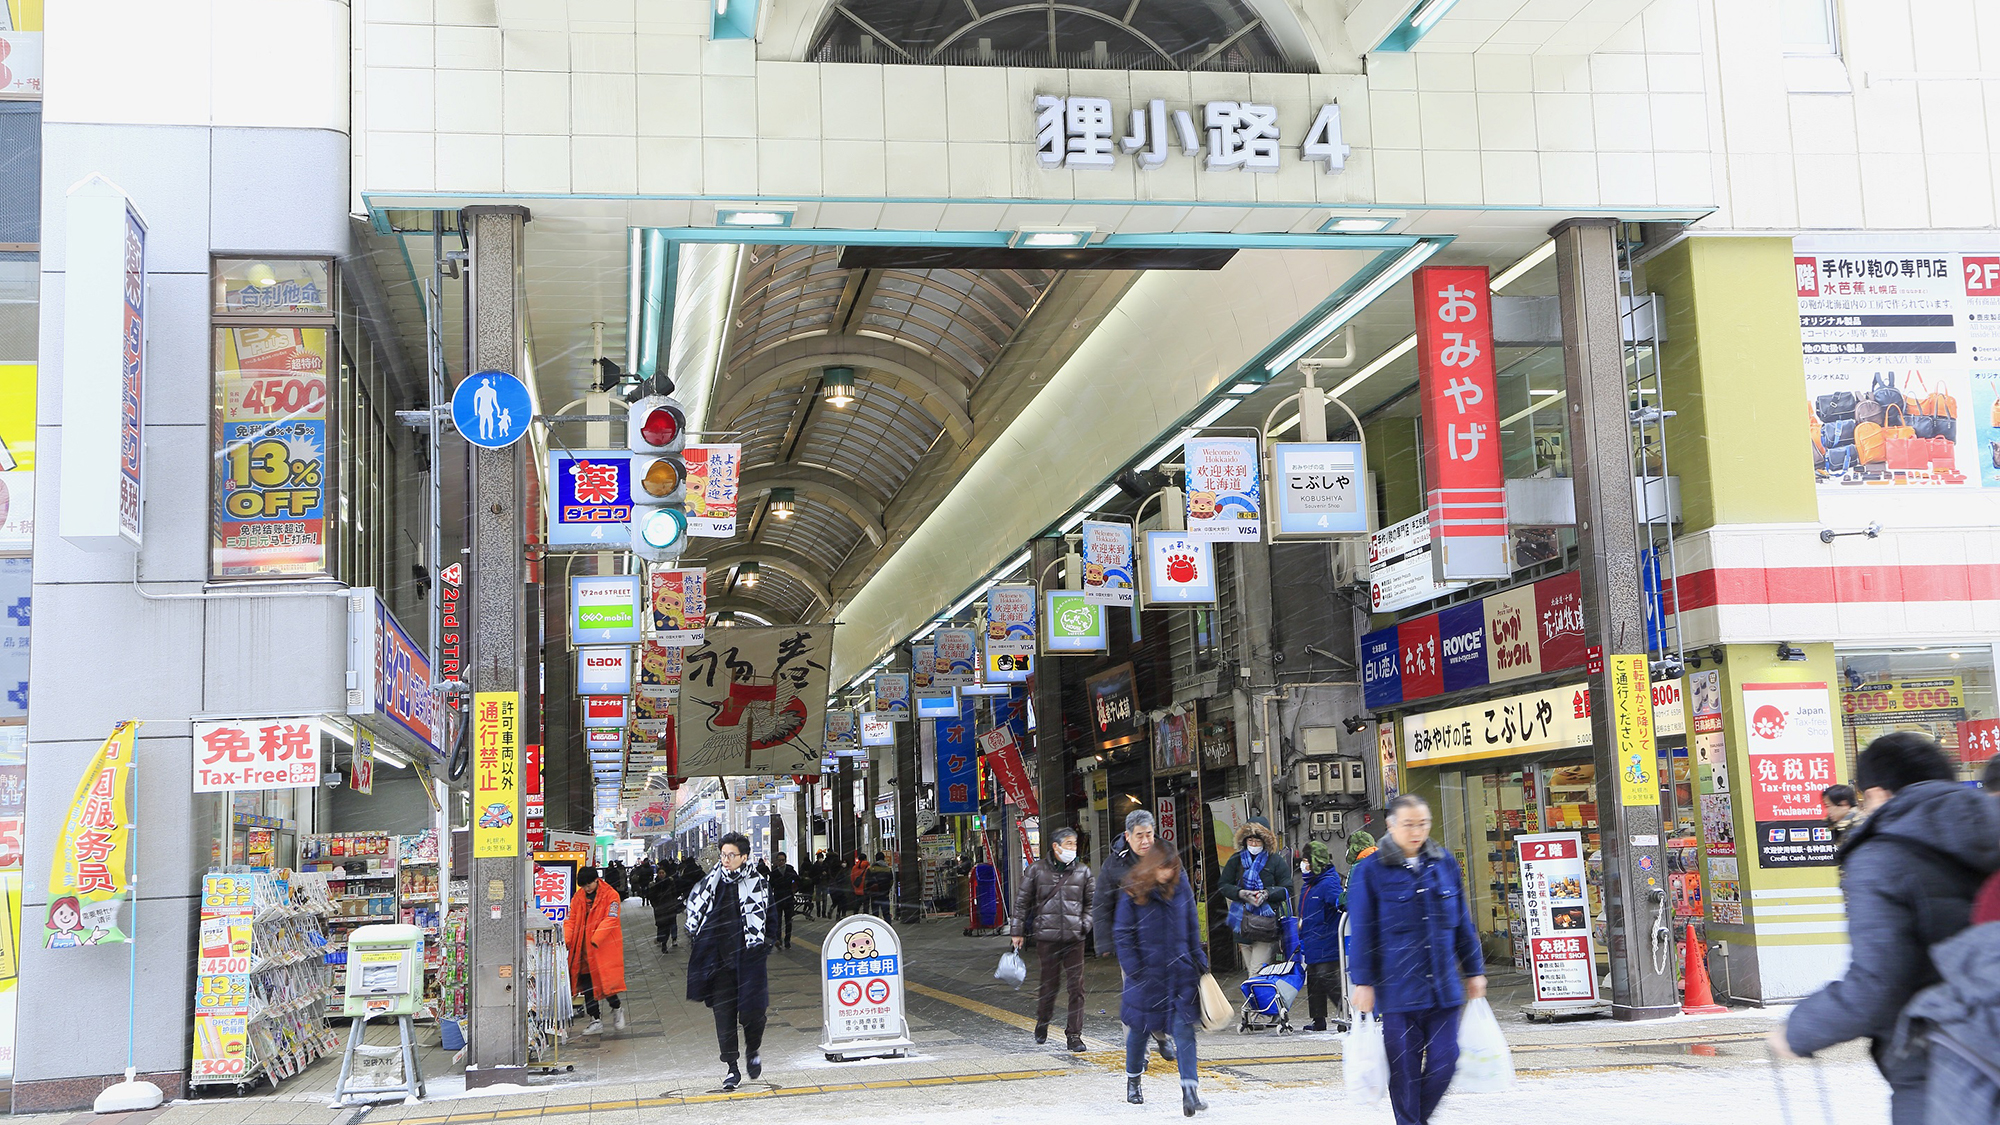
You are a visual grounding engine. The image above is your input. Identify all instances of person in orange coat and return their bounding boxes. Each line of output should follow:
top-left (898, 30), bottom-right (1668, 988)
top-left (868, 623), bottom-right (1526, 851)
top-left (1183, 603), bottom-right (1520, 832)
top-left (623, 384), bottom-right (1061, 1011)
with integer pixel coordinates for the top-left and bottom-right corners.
top-left (567, 867), bottom-right (628, 1033)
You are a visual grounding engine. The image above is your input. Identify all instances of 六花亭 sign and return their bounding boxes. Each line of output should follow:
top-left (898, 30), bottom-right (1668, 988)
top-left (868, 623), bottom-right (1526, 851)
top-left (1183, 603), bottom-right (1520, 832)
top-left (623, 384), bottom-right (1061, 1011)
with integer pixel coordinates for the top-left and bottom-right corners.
top-left (1033, 96), bottom-right (1348, 174)
top-left (194, 718), bottom-right (323, 792)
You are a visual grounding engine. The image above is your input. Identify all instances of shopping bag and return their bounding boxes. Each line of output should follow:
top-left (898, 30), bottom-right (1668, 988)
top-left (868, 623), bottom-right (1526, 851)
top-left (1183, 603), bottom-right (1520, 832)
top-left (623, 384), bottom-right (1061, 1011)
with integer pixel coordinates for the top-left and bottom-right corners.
top-left (1454, 998), bottom-right (1517, 1093)
top-left (1198, 972), bottom-right (1234, 1032)
top-left (1343, 1013), bottom-right (1389, 1105)
top-left (995, 949), bottom-right (1027, 989)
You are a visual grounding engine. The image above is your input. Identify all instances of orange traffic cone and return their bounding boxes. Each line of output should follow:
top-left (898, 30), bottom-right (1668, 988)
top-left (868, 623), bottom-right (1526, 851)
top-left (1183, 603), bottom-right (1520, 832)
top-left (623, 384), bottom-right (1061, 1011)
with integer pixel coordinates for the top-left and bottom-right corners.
top-left (1680, 922), bottom-right (1728, 1015)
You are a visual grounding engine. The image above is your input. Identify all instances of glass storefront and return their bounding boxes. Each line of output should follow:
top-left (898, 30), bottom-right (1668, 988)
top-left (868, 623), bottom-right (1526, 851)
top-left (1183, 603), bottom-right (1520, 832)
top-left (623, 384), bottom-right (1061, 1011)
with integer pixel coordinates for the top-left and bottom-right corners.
top-left (1436, 755), bottom-right (1605, 971)
top-left (1836, 645), bottom-right (1999, 784)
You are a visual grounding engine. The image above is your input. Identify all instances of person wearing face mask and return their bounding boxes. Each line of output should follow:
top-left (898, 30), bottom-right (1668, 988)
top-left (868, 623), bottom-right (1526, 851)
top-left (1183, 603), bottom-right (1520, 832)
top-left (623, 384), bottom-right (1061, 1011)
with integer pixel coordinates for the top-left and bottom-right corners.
top-left (684, 832), bottom-right (772, 1090)
top-left (1094, 810), bottom-right (1177, 1063)
top-left (1011, 825), bottom-right (1095, 1052)
top-left (1216, 817), bottom-right (1294, 973)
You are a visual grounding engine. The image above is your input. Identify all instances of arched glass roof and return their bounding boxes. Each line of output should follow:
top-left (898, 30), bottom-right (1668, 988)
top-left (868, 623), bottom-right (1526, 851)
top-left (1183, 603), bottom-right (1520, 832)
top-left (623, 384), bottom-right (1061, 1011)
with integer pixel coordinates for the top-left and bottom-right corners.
top-left (807, 0), bottom-right (1303, 71)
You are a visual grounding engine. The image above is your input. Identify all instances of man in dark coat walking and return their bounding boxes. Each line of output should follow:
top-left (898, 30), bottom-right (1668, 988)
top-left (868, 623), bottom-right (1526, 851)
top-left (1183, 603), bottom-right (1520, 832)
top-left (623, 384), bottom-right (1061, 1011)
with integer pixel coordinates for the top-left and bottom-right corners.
top-left (1011, 826), bottom-right (1094, 1052)
top-left (1093, 809), bottom-right (1175, 1062)
top-left (769, 852), bottom-right (799, 950)
top-left (1776, 732), bottom-right (2000, 1125)
top-left (1347, 794), bottom-right (1486, 1125)
top-left (684, 832), bottom-right (772, 1090)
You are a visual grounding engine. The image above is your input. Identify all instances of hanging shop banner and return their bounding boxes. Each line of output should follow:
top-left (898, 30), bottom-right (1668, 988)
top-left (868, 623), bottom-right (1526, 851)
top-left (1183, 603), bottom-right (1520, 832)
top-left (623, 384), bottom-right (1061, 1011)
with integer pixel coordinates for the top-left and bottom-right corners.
top-left (582, 696), bottom-right (628, 729)
top-left (630, 805), bottom-right (668, 833)
top-left (1152, 710), bottom-right (1195, 773)
top-left (1085, 662), bottom-right (1143, 751)
top-left (1183, 436), bottom-right (1262, 540)
top-left (0, 364), bottom-right (36, 553)
top-left (472, 692), bottom-right (521, 859)
top-left (350, 727), bottom-right (375, 794)
top-left (1795, 245), bottom-right (1987, 490)
top-left (1609, 654), bottom-right (1659, 807)
top-left (1742, 682), bottom-right (1840, 867)
top-left (637, 640), bottom-right (681, 700)
top-left (1080, 521), bottom-right (1136, 606)
top-left (1516, 832), bottom-right (1600, 1005)
top-left (984, 584), bottom-right (1037, 663)
top-left (1370, 510), bottom-right (1466, 613)
top-left (648, 568), bottom-right (707, 646)
top-left (570, 574), bottom-right (644, 644)
top-left (936, 701), bottom-right (979, 816)
top-left (577, 645), bottom-right (632, 695)
top-left (682, 443), bottom-right (742, 537)
top-left (192, 718), bottom-right (322, 793)
top-left (911, 645), bottom-right (936, 690)
top-left (345, 591), bottom-right (440, 754)
top-left (825, 709), bottom-right (858, 754)
top-left (979, 725), bottom-right (1038, 815)
top-left (1043, 590), bottom-right (1107, 654)
top-left (915, 690), bottom-right (958, 719)
top-left (585, 726), bottom-right (625, 752)
top-left (1142, 530), bottom-right (1217, 605)
top-left (1361, 627), bottom-right (1401, 710)
top-left (678, 625), bottom-right (835, 776)
top-left (46, 721), bottom-right (138, 947)
top-left (819, 915), bottom-right (915, 1059)
top-left (1354, 571), bottom-right (1592, 711)
top-left (872, 673), bottom-right (911, 720)
top-left (1402, 682), bottom-right (1593, 768)
top-left (933, 628), bottom-right (977, 688)
top-left (1271, 441), bottom-right (1368, 538)
top-left (211, 327), bottom-right (330, 577)
top-left (861, 712), bottom-right (895, 748)
top-left (1414, 264), bottom-right (1509, 579)
top-left (546, 449), bottom-right (634, 546)
top-left (1377, 721), bottom-right (1400, 803)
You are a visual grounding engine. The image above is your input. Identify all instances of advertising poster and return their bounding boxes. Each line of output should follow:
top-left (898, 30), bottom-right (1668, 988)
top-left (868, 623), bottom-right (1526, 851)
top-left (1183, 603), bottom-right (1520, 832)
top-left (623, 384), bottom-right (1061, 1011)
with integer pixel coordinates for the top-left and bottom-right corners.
top-left (933, 628), bottom-right (976, 688)
top-left (682, 443), bottom-right (742, 536)
top-left (0, 364), bottom-right (34, 552)
top-left (46, 722), bottom-right (136, 947)
top-left (0, 559), bottom-right (26, 721)
top-left (1700, 793), bottom-right (1737, 856)
top-left (212, 327), bottom-right (330, 577)
top-left (1609, 654), bottom-right (1658, 807)
top-left (1152, 710), bottom-right (1194, 773)
top-left (191, 874), bottom-right (255, 1079)
top-left (935, 701), bottom-right (978, 816)
top-left (1707, 856), bottom-right (1743, 924)
top-left (1377, 722), bottom-right (1399, 803)
top-left (547, 450), bottom-right (633, 546)
top-left (472, 693), bottom-right (520, 858)
top-left (1271, 441), bottom-right (1367, 538)
top-left (1516, 833), bottom-right (1598, 1004)
top-left (0, 0), bottom-right (42, 96)
top-left (1043, 590), bottom-right (1107, 653)
top-left (1843, 676), bottom-right (1969, 770)
top-left (1143, 530), bottom-right (1217, 604)
top-left (1414, 265), bottom-right (1508, 578)
top-left (1796, 246), bottom-right (2000, 488)
top-left (1182, 436), bottom-right (1262, 540)
top-left (1370, 511), bottom-right (1465, 613)
top-left (1743, 682), bottom-right (1840, 867)
top-left (571, 574), bottom-right (644, 644)
top-left (193, 718), bottom-right (322, 792)
top-left (1079, 521), bottom-right (1135, 606)
top-left (677, 625), bottom-right (835, 776)
top-left (911, 645), bottom-right (935, 690)
top-left (637, 640), bottom-right (682, 700)
top-left (648, 568), bottom-right (707, 646)
top-left (351, 728), bottom-right (375, 794)
top-left (825, 709), bottom-right (857, 754)
top-left (872, 672), bottom-right (910, 719)
top-left (984, 584), bottom-right (1037, 677)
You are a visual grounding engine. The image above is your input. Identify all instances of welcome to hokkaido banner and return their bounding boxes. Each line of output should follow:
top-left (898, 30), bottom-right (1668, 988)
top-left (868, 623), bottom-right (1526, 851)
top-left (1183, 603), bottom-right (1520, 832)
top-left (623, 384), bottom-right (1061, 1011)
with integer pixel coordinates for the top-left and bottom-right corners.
top-left (45, 721), bottom-right (138, 947)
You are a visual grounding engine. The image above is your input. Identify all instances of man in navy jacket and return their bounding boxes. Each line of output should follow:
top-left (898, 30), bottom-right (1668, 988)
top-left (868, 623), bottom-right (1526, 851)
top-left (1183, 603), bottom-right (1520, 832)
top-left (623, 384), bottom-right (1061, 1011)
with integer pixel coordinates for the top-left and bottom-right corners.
top-left (1347, 794), bottom-right (1486, 1125)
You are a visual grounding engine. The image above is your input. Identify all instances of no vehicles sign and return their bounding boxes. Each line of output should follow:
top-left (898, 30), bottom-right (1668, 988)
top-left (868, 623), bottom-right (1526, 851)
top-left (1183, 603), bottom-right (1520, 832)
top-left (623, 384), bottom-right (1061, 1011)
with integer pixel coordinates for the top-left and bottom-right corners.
top-left (819, 914), bottom-right (915, 1061)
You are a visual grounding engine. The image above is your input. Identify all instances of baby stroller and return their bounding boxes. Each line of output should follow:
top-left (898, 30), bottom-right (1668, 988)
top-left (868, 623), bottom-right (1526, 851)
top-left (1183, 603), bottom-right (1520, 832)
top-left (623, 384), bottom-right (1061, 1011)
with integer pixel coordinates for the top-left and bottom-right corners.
top-left (1239, 915), bottom-right (1306, 1033)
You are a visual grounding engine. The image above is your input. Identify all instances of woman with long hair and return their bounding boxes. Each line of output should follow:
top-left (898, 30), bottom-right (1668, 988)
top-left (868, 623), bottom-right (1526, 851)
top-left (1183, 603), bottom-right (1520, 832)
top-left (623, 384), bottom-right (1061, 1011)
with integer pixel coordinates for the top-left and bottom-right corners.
top-left (1114, 843), bottom-right (1209, 1116)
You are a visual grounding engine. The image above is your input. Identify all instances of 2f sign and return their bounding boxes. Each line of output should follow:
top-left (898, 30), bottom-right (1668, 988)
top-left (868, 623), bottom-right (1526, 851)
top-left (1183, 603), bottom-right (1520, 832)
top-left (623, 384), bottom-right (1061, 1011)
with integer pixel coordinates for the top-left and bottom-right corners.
top-left (1966, 257), bottom-right (2000, 297)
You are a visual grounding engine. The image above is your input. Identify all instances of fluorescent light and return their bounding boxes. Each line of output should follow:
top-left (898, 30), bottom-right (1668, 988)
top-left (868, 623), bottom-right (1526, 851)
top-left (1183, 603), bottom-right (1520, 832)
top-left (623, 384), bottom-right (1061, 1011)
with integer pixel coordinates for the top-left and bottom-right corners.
top-left (715, 205), bottom-right (796, 228)
top-left (1270, 415), bottom-right (1299, 438)
top-left (1010, 226), bottom-right (1095, 248)
top-left (374, 747), bottom-right (411, 770)
top-left (1059, 510), bottom-right (1089, 533)
top-left (1530, 388), bottom-right (1560, 396)
top-left (1265, 240), bottom-right (1440, 375)
top-left (1411, 0), bottom-right (1453, 29)
top-left (1087, 485), bottom-right (1123, 510)
top-left (1319, 213), bottom-right (1403, 234)
top-left (1191, 397), bottom-right (1242, 429)
top-left (1137, 428), bottom-right (1197, 471)
top-left (1329, 334), bottom-right (1419, 399)
top-left (999, 550), bottom-right (1031, 576)
top-left (1492, 240), bottom-right (1555, 292)
top-left (913, 620), bottom-right (942, 640)
top-left (1229, 382), bottom-right (1264, 394)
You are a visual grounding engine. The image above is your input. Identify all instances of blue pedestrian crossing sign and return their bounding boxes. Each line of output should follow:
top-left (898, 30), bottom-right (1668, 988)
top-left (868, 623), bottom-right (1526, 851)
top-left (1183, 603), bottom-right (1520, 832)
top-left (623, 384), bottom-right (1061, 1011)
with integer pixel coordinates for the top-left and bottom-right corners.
top-left (452, 370), bottom-right (534, 449)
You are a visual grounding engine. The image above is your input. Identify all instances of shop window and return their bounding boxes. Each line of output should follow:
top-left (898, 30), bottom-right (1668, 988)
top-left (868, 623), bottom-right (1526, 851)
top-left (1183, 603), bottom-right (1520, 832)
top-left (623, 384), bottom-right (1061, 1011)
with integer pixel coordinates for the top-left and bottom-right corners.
top-left (1781, 0), bottom-right (1839, 56)
top-left (1836, 646), bottom-right (1998, 784)
top-left (0, 103), bottom-right (40, 246)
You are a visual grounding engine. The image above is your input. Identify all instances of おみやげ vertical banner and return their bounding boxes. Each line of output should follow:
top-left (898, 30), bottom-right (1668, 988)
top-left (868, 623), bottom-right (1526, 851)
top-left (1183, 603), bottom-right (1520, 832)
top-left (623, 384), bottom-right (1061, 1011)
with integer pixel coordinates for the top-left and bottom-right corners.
top-left (45, 721), bottom-right (139, 947)
top-left (1414, 265), bottom-right (1509, 579)
top-left (472, 693), bottom-right (521, 858)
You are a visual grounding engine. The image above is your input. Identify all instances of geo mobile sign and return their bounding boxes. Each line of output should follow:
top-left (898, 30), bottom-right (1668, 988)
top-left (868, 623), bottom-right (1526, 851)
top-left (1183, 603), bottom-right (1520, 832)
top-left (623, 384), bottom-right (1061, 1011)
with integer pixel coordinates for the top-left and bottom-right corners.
top-left (570, 574), bottom-right (643, 644)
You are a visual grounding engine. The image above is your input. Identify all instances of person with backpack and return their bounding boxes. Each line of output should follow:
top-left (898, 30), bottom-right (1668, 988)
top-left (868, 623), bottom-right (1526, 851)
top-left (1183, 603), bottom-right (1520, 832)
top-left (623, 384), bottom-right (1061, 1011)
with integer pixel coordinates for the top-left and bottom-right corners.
top-left (1774, 732), bottom-right (2000, 1125)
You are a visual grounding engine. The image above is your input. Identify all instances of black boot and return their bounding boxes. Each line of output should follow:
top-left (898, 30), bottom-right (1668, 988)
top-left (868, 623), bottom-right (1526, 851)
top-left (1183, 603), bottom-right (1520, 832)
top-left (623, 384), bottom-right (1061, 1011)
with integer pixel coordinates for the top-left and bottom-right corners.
top-left (1155, 1035), bottom-right (1176, 1062)
top-left (1034, 1023), bottom-right (1049, 1044)
top-left (1126, 1076), bottom-right (1143, 1104)
top-left (722, 1062), bottom-right (741, 1091)
top-left (1181, 1083), bottom-right (1206, 1116)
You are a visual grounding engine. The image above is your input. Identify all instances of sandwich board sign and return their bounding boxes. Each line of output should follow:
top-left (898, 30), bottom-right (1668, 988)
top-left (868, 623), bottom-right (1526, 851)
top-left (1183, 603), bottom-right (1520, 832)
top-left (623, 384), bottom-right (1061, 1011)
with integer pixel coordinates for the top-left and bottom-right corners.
top-left (819, 914), bottom-right (914, 1060)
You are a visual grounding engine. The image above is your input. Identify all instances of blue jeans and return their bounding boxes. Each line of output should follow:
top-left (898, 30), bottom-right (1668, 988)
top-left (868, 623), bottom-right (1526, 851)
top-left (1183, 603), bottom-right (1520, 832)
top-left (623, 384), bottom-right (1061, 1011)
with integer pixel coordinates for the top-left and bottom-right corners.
top-left (1126, 1019), bottom-right (1197, 1084)
top-left (1382, 1006), bottom-right (1460, 1125)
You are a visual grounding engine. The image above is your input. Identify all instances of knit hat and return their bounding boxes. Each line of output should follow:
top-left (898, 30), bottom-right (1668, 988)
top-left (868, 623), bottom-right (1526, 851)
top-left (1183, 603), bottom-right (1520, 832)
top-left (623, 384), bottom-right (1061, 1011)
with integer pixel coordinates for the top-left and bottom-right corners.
top-left (1304, 841), bottom-right (1334, 870)
top-left (1345, 832), bottom-right (1377, 864)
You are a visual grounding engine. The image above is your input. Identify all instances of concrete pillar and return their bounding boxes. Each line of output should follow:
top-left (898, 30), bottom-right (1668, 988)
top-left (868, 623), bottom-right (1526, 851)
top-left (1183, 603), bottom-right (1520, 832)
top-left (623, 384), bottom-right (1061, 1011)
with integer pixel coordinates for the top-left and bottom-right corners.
top-left (463, 204), bottom-right (531, 1081)
top-left (834, 755), bottom-right (854, 868)
top-left (1552, 217), bottom-right (1677, 1021)
top-left (1029, 537), bottom-right (1067, 839)
top-left (894, 697), bottom-right (919, 917)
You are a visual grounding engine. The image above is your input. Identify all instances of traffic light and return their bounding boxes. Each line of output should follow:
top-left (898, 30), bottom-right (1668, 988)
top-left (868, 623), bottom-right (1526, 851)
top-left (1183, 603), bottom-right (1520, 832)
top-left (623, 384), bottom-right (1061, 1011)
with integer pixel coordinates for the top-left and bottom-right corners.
top-left (627, 394), bottom-right (688, 562)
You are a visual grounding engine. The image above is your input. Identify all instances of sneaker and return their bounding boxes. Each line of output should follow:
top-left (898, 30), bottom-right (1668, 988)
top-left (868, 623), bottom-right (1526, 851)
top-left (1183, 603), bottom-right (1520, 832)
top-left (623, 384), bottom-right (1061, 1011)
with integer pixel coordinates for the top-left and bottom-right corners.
top-left (722, 1063), bottom-right (741, 1091)
top-left (584, 1020), bottom-right (604, 1035)
top-left (1304, 1020), bottom-right (1328, 1033)
top-left (613, 1009), bottom-right (627, 1031)
top-left (747, 1053), bottom-right (762, 1080)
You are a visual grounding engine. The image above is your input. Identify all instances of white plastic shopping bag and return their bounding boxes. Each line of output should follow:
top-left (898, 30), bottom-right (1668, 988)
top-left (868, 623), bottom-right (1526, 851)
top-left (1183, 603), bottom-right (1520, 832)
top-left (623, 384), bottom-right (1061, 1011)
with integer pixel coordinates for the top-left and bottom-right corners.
top-left (995, 949), bottom-right (1028, 989)
top-left (1455, 997), bottom-right (1517, 1092)
top-left (1343, 1013), bottom-right (1389, 1105)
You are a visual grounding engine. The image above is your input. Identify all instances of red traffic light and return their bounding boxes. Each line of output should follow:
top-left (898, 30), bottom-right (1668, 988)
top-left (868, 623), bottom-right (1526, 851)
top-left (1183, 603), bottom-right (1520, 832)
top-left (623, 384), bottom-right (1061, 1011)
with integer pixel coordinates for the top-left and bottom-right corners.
top-left (640, 406), bottom-right (680, 447)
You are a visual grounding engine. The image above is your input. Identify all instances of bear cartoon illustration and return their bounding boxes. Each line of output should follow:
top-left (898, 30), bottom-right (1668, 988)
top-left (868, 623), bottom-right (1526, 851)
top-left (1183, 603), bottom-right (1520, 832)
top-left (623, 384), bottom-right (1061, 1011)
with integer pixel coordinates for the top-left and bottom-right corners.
top-left (843, 928), bottom-right (880, 960)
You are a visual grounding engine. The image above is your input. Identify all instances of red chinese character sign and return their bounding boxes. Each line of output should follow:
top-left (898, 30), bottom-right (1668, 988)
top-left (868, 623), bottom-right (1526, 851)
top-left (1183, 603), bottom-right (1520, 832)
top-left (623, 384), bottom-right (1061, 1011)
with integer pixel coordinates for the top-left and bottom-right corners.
top-left (193, 717), bottom-right (324, 792)
top-left (1742, 682), bottom-right (1840, 867)
top-left (46, 721), bottom-right (138, 947)
top-left (1414, 265), bottom-right (1509, 579)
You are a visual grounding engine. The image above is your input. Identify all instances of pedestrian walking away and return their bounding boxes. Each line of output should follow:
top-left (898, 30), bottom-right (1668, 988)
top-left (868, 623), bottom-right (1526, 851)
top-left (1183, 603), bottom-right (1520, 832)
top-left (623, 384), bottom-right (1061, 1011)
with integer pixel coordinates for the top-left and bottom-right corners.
top-left (566, 867), bottom-right (628, 1034)
top-left (685, 832), bottom-right (773, 1091)
top-left (1296, 840), bottom-right (1345, 1032)
top-left (1346, 794), bottom-right (1487, 1125)
top-left (644, 866), bottom-right (686, 952)
top-left (1094, 809), bottom-right (1176, 1063)
top-left (1216, 817), bottom-right (1293, 973)
top-left (866, 851), bottom-right (895, 917)
top-left (1010, 826), bottom-right (1094, 1052)
top-left (770, 852), bottom-right (799, 950)
top-left (1114, 838), bottom-right (1208, 1116)
top-left (1774, 732), bottom-right (2000, 1125)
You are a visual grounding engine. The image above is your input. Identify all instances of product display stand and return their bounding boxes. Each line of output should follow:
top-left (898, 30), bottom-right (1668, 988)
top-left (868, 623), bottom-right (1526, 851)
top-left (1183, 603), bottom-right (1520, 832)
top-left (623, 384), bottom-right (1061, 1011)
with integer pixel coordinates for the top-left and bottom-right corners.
top-left (397, 831), bottom-right (443, 1017)
top-left (302, 832), bottom-right (399, 1016)
top-left (190, 870), bottom-right (339, 1092)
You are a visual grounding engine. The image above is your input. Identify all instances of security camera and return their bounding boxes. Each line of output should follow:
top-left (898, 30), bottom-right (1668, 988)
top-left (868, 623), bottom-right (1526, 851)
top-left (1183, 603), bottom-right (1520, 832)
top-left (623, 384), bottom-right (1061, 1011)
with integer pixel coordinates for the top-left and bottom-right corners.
top-left (1651, 657), bottom-right (1685, 681)
top-left (1777, 643), bottom-right (1808, 662)
top-left (324, 771), bottom-right (344, 788)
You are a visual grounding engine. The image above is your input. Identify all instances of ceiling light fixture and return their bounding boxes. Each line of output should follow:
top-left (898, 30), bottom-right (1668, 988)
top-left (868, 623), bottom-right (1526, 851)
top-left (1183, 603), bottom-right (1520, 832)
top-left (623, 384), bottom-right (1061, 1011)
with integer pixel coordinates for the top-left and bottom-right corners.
top-left (1008, 225), bottom-right (1095, 249)
top-left (1191, 397), bottom-right (1242, 429)
top-left (768, 487), bottom-right (796, 519)
top-left (1319, 213), bottom-right (1404, 235)
top-left (1491, 240), bottom-right (1555, 292)
top-left (715, 205), bottom-right (796, 228)
top-left (821, 366), bottom-right (857, 407)
top-left (1265, 240), bottom-right (1441, 376)
top-left (737, 560), bottom-right (760, 589)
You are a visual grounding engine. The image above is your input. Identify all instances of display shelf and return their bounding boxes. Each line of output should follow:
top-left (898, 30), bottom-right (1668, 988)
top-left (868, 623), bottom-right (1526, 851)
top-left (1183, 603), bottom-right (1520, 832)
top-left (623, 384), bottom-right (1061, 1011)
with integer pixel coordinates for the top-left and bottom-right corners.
top-left (191, 870), bottom-right (339, 1091)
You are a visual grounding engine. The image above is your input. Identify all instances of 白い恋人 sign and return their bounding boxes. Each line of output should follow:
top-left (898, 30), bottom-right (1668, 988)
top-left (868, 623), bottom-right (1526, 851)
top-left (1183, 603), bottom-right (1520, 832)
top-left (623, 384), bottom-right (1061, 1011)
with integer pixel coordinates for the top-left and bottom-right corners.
top-left (194, 718), bottom-right (324, 792)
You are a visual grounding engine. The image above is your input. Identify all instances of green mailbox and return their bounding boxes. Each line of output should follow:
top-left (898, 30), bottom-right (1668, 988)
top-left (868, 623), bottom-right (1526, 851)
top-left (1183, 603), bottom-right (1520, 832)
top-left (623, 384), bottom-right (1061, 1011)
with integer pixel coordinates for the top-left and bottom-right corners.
top-left (342, 923), bottom-right (426, 1018)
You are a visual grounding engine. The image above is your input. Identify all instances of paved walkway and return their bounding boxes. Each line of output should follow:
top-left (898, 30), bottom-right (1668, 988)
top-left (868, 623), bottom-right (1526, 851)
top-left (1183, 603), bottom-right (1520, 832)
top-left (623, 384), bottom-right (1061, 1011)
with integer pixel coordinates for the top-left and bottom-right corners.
top-left (47, 905), bottom-right (1885, 1125)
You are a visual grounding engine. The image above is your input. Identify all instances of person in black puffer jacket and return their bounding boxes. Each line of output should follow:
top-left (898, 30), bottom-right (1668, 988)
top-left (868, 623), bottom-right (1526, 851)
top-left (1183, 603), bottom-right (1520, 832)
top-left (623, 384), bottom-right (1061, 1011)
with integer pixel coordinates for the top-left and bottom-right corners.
top-left (1777, 732), bottom-right (2000, 1125)
top-left (1011, 826), bottom-right (1094, 1052)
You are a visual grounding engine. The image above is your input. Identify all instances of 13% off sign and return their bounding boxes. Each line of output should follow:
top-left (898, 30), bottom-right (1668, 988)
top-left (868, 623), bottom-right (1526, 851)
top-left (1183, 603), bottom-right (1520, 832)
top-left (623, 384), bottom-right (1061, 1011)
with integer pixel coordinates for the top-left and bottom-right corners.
top-left (220, 421), bottom-right (326, 520)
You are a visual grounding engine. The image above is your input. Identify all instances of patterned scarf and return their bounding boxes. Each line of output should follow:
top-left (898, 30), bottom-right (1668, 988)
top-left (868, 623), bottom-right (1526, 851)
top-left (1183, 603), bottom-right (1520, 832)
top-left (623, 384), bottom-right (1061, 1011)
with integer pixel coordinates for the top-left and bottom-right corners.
top-left (683, 864), bottom-right (770, 949)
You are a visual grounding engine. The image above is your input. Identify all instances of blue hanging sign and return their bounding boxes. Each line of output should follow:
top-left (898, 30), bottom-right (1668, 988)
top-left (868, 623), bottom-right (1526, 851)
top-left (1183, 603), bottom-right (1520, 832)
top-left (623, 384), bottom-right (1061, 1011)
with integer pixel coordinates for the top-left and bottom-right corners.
top-left (451, 370), bottom-right (534, 449)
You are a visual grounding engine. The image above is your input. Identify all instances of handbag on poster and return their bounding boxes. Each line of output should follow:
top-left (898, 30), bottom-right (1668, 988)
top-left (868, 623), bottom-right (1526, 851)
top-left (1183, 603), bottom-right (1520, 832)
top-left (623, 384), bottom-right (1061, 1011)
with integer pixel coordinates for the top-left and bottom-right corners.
top-left (1814, 391), bottom-right (1858, 422)
top-left (1886, 436), bottom-right (1929, 473)
top-left (1825, 444), bottom-right (1861, 473)
top-left (1855, 422), bottom-right (1887, 464)
top-left (1870, 371), bottom-right (1906, 411)
top-left (1928, 436), bottom-right (1955, 470)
